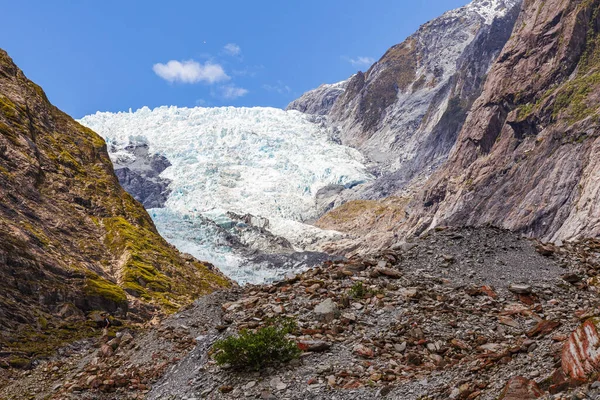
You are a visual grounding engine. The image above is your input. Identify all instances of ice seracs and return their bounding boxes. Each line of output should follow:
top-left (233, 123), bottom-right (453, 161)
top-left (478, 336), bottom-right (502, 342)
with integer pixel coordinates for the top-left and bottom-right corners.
top-left (79, 106), bottom-right (372, 283)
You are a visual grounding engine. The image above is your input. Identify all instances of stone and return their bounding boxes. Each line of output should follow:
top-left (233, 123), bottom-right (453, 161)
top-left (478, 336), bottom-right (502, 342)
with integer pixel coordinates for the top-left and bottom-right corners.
top-left (562, 319), bottom-right (600, 381)
top-left (394, 342), bottom-right (407, 352)
top-left (527, 320), bottom-right (561, 337)
top-left (508, 284), bottom-right (532, 295)
top-left (498, 377), bottom-right (543, 399)
top-left (375, 267), bottom-right (402, 279)
top-left (314, 298), bottom-right (339, 322)
top-left (561, 272), bottom-right (582, 284)
top-left (341, 312), bottom-right (357, 322)
top-left (353, 344), bottom-right (375, 358)
top-left (297, 340), bottom-right (331, 352)
top-left (219, 385), bottom-right (234, 393)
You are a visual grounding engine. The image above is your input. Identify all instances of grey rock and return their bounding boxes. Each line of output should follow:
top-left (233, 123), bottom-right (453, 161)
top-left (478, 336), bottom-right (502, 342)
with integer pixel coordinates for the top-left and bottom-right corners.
top-left (314, 298), bottom-right (339, 322)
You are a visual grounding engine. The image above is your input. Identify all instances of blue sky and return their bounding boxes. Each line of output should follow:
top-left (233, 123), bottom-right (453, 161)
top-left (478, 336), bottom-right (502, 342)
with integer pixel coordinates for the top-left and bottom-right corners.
top-left (1, 0), bottom-right (468, 118)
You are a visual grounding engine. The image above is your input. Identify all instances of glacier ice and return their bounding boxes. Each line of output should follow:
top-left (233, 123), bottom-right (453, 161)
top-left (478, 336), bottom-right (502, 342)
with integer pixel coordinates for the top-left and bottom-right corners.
top-left (79, 106), bottom-right (372, 283)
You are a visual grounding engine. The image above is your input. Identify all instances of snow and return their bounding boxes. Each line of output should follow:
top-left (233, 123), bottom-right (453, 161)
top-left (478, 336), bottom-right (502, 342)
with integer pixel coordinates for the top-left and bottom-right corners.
top-left (459, 0), bottom-right (517, 25)
top-left (79, 106), bottom-right (372, 283)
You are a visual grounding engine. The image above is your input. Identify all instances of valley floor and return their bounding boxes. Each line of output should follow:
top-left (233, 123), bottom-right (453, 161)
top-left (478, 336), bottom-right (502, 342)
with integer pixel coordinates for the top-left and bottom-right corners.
top-left (2, 227), bottom-right (600, 400)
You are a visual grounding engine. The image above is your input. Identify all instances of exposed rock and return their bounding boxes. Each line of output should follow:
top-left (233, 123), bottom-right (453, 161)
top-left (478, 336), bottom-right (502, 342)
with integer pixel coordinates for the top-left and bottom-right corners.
top-left (297, 0), bottom-right (522, 202)
top-left (286, 80), bottom-right (349, 116)
top-left (314, 298), bottom-right (339, 322)
top-left (508, 284), bottom-right (532, 294)
top-left (404, 0), bottom-right (600, 243)
top-left (562, 319), bottom-right (600, 381)
top-left (498, 376), bottom-right (543, 399)
top-left (110, 143), bottom-right (172, 209)
top-left (0, 48), bottom-right (231, 363)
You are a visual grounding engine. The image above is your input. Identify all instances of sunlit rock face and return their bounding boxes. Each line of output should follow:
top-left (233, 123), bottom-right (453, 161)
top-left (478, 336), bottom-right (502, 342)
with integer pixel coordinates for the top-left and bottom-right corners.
top-left (80, 106), bottom-right (372, 283)
top-left (290, 0), bottom-right (522, 200)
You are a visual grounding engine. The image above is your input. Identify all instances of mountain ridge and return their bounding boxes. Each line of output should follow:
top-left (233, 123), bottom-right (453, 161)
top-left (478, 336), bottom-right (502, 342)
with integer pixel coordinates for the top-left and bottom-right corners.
top-left (0, 49), bottom-right (230, 366)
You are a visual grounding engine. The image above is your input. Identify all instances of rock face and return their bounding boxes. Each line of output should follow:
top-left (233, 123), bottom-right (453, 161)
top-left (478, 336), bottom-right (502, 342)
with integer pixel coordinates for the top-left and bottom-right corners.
top-left (110, 143), bottom-right (172, 209)
top-left (0, 49), bottom-right (230, 358)
top-left (291, 0), bottom-right (522, 199)
top-left (407, 0), bottom-right (600, 242)
top-left (286, 80), bottom-right (349, 116)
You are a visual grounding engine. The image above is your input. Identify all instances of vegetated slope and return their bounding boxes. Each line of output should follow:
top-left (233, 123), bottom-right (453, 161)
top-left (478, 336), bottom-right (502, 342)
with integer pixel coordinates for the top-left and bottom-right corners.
top-left (408, 0), bottom-right (600, 243)
top-left (290, 0), bottom-right (522, 199)
top-left (0, 49), bottom-right (230, 364)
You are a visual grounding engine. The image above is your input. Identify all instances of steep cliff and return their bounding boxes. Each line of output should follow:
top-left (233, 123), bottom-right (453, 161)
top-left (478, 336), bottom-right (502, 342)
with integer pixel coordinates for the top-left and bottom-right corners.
top-left (410, 0), bottom-right (600, 243)
top-left (286, 80), bottom-right (349, 116)
top-left (291, 0), bottom-right (522, 200)
top-left (0, 49), bottom-right (230, 363)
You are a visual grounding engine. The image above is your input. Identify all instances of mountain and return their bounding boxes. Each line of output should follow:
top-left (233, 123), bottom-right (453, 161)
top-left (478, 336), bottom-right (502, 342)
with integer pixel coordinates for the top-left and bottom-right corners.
top-left (79, 107), bottom-right (372, 283)
top-left (0, 49), bottom-right (230, 365)
top-left (318, 0), bottom-right (600, 252)
top-left (286, 79), bottom-right (350, 116)
top-left (289, 0), bottom-right (522, 199)
top-left (406, 0), bottom-right (600, 243)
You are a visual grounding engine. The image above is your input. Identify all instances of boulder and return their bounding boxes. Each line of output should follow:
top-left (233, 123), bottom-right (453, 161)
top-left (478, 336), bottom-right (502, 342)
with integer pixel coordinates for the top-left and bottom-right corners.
top-left (562, 319), bottom-right (600, 381)
top-left (498, 376), bottom-right (542, 399)
top-left (314, 298), bottom-right (339, 322)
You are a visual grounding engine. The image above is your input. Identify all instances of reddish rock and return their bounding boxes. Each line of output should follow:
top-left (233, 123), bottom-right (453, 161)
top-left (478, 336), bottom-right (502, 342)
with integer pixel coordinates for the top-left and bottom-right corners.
top-left (297, 340), bottom-right (331, 352)
top-left (535, 243), bottom-right (555, 257)
top-left (353, 344), bottom-right (375, 358)
top-left (99, 343), bottom-right (114, 358)
top-left (480, 285), bottom-right (497, 299)
top-left (562, 319), bottom-right (600, 381)
top-left (527, 320), bottom-right (561, 337)
top-left (498, 376), bottom-right (543, 399)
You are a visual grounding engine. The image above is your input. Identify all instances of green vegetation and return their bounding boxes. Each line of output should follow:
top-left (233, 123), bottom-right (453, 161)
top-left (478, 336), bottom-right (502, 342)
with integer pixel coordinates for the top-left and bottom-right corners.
top-left (84, 274), bottom-right (128, 305)
top-left (212, 319), bottom-right (301, 371)
top-left (349, 281), bottom-right (368, 298)
top-left (102, 215), bottom-right (230, 312)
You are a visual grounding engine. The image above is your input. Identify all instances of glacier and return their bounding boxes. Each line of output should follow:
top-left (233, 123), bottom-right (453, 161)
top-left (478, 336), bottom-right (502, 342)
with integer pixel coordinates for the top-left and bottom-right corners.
top-left (79, 106), bottom-right (372, 283)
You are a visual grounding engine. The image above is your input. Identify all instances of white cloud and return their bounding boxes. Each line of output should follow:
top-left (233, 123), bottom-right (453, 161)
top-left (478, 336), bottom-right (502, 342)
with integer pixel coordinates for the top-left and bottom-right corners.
top-left (346, 56), bottom-right (376, 67)
top-left (223, 43), bottom-right (241, 56)
top-left (153, 60), bottom-right (229, 84)
top-left (217, 84), bottom-right (249, 99)
top-left (262, 81), bottom-right (291, 95)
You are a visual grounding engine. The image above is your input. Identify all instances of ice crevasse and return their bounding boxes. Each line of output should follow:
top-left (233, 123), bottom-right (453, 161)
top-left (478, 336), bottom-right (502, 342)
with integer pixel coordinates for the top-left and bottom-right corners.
top-left (79, 106), bottom-right (372, 282)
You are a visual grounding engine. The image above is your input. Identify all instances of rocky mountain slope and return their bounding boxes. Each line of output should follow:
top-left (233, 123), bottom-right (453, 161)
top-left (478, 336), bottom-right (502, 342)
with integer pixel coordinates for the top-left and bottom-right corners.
top-left (4, 227), bottom-right (600, 399)
top-left (318, 0), bottom-right (600, 252)
top-left (0, 49), bottom-right (230, 368)
top-left (289, 0), bottom-right (522, 199)
top-left (286, 79), bottom-right (349, 116)
top-left (405, 0), bottom-right (600, 243)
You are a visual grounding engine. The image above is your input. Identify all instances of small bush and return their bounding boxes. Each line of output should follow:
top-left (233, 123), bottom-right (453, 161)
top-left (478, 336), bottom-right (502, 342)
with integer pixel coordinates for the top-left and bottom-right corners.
top-left (349, 281), bottom-right (367, 299)
top-left (212, 320), bottom-right (301, 370)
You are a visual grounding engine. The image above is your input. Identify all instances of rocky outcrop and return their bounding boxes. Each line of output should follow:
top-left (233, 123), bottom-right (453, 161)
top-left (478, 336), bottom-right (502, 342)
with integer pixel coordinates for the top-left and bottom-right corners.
top-left (0, 49), bottom-right (230, 361)
top-left (110, 143), bottom-right (171, 209)
top-left (406, 0), bottom-right (600, 243)
top-left (286, 80), bottom-right (349, 116)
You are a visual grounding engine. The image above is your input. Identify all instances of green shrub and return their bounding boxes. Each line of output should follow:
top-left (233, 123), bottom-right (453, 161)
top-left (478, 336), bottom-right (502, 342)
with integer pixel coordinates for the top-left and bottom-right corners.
top-left (349, 281), bottom-right (368, 299)
top-left (212, 320), bottom-right (300, 370)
